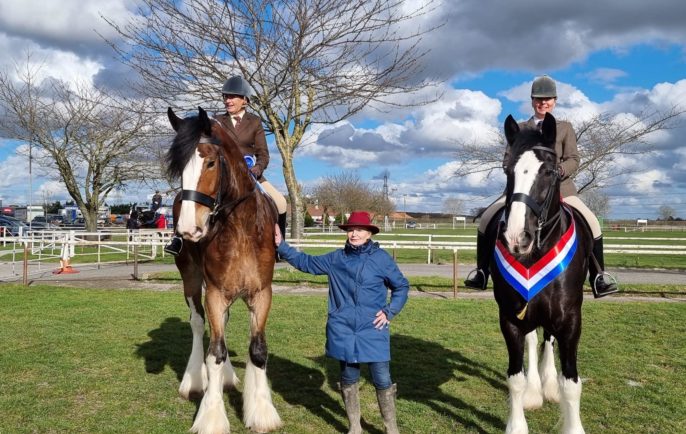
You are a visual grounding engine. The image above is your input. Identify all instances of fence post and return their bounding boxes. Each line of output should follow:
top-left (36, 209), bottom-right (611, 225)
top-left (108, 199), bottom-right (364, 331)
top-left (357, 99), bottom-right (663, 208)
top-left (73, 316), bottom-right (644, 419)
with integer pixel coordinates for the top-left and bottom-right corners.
top-left (23, 243), bottom-right (29, 286)
top-left (453, 248), bottom-right (458, 299)
top-left (427, 234), bottom-right (432, 264)
top-left (133, 243), bottom-right (139, 280)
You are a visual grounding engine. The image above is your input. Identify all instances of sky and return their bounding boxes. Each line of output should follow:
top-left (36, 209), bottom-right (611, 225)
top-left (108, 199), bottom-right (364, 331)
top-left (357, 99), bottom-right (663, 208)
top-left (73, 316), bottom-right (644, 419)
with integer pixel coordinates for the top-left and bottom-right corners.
top-left (0, 0), bottom-right (685, 220)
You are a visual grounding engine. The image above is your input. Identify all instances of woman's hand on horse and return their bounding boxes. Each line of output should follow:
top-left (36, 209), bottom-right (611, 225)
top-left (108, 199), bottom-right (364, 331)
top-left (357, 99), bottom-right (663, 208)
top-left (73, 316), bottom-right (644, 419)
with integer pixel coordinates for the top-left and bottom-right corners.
top-left (373, 310), bottom-right (390, 329)
top-left (274, 223), bottom-right (282, 246)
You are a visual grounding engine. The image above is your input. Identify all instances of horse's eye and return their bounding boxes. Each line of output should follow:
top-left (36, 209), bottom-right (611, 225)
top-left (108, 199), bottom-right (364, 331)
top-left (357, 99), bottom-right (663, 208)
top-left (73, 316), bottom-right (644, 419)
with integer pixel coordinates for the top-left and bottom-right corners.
top-left (207, 160), bottom-right (216, 168)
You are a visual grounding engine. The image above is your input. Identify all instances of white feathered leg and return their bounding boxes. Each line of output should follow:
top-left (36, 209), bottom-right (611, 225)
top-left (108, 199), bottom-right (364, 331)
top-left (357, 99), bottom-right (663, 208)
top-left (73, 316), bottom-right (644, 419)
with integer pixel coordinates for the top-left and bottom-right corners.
top-left (179, 297), bottom-right (208, 400)
top-left (190, 354), bottom-right (230, 434)
top-left (539, 336), bottom-right (560, 403)
top-left (523, 331), bottom-right (543, 409)
top-left (559, 375), bottom-right (585, 434)
top-left (506, 372), bottom-right (528, 434)
top-left (220, 312), bottom-right (240, 391)
top-left (243, 359), bottom-right (282, 433)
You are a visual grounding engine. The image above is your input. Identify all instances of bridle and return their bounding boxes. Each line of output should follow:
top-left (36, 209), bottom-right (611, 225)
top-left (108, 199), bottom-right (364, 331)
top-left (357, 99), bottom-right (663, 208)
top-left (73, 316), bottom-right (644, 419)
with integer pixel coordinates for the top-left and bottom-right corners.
top-left (181, 135), bottom-right (256, 224)
top-left (506, 145), bottom-right (563, 249)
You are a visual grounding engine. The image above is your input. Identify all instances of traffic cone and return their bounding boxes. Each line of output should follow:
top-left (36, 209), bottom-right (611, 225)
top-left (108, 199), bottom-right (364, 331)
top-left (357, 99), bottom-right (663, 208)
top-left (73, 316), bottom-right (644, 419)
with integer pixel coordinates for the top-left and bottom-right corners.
top-left (53, 257), bottom-right (79, 274)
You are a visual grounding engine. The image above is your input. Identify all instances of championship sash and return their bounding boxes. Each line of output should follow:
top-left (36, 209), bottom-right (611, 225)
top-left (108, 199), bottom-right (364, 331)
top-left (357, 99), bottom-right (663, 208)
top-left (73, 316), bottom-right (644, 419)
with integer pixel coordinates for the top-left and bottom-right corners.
top-left (494, 207), bottom-right (577, 302)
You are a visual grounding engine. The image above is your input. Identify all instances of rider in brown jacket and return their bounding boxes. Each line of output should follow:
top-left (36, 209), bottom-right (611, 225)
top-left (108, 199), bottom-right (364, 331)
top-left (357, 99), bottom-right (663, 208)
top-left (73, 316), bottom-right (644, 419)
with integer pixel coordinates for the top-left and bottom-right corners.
top-left (464, 76), bottom-right (618, 298)
top-left (164, 76), bottom-right (288, 256)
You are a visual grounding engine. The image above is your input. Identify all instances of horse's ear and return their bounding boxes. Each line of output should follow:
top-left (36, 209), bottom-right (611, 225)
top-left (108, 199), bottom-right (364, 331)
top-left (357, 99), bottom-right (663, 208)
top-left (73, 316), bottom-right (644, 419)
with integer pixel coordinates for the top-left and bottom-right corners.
top-left (541, 112), bottom-right (556, 146)
top-left (504, 115), bottom-right (519, 144)
top-left (167, 107), bottom-right (181, 132)
top-left (198, 106), bottom-right (212, 135)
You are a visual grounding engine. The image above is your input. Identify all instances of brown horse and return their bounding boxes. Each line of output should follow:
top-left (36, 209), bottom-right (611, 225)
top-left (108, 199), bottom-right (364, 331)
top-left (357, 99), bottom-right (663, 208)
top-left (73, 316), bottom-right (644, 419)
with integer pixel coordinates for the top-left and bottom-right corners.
top-left (166, 107), bottom-right (281, 434)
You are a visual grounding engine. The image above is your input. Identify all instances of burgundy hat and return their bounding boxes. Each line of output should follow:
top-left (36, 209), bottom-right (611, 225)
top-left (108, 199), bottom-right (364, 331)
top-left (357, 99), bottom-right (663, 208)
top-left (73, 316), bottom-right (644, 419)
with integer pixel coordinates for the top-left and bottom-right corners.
top-left (338, 211), bottom-right (379, 234)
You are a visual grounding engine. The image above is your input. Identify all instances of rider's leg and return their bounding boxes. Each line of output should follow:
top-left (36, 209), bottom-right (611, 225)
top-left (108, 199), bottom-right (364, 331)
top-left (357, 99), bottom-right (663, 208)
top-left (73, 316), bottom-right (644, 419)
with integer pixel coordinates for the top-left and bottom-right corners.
top-left (563, 196), bottom-right (618, 297)
top-left (464, 196), bottom-right (506, 290)
top-left (260, 180), bottom-right (288, 261)
top-left (164, 234), bottom-right (183, 256)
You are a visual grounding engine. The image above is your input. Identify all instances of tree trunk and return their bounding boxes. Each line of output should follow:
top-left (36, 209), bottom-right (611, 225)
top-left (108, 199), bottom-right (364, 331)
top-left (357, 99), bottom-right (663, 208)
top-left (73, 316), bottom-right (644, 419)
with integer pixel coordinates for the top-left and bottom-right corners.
top-left (281, 157), bottom-right (303, 239)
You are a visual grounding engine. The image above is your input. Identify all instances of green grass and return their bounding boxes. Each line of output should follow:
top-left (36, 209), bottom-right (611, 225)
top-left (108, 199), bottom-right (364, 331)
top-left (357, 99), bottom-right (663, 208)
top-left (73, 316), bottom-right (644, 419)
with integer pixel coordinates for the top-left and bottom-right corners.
top-left (0, 284), bottom-right (684, 433)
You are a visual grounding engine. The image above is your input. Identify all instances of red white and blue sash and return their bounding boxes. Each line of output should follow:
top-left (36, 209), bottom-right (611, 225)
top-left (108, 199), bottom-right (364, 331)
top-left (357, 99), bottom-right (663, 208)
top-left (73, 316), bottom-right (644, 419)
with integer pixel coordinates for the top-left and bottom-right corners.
top-left (493, 207), bottom-right (577, 302)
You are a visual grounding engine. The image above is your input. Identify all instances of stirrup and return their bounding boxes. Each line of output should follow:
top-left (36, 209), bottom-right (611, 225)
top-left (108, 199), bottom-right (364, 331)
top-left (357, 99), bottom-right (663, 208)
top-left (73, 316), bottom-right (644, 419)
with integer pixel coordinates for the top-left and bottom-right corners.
top-left (591, 272), bottom-right (619, 298)
top-left (164, 237), bottom-right (183, 256)
top-left (464, 268), bottom-right (487, 290)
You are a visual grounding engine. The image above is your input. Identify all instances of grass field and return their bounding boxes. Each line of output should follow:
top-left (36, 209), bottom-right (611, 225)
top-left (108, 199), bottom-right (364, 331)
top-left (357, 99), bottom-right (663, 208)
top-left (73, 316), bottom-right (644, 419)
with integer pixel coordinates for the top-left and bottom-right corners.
top-left (0, 284), bottom-right (684, 433)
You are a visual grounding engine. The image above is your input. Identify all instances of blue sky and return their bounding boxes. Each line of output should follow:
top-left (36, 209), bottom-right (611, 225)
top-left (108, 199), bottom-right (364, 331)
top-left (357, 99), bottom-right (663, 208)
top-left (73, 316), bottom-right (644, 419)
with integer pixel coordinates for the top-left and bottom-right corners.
top-left (1, 0), bottom-right (685, 220)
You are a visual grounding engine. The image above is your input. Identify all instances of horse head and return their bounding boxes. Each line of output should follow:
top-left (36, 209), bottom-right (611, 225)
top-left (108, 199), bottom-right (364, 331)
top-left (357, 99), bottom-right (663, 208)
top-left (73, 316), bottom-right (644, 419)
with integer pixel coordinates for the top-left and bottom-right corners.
top-left (166, 107), bottom-right (252, 242)
top-left (501, 112), bottom-right (560, 255)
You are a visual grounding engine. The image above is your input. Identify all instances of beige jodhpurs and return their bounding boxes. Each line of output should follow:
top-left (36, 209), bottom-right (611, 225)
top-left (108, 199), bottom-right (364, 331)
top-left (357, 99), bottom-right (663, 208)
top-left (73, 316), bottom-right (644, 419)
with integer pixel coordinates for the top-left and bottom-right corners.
top-left (478, 194), bottom-right (602, 239)
top-left (260, 180), bottom-right (288, 214)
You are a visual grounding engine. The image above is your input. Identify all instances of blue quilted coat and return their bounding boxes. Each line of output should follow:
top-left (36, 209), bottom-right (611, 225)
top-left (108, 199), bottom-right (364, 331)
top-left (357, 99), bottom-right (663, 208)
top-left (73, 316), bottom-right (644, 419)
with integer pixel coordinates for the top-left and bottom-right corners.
top-left (277, 240), bottom-right (409, 363)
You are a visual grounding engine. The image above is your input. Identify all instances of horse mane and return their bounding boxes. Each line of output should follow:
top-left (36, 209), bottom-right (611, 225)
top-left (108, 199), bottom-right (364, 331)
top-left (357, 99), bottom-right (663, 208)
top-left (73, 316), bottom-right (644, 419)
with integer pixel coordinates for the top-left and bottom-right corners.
top-left (506, 126), bottom-right (556, 169)
top-left (165, 114), bottom-right (207, 180)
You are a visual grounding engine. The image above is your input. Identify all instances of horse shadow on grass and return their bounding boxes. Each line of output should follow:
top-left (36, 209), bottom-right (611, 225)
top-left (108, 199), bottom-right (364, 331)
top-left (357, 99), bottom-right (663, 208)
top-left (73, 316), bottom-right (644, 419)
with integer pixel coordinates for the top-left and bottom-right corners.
top-left (391, 334), bottom-right (506, 433)
top-left (135, 319), bottom-right (508, 433)
top-left (306, 334), bottom-right (507, 433)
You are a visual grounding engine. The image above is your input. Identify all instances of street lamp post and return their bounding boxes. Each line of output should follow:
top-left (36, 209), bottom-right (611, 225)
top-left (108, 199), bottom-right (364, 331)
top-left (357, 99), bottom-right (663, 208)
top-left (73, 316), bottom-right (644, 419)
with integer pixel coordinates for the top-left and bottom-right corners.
top-left (403, 194), bottom-right (407, 228)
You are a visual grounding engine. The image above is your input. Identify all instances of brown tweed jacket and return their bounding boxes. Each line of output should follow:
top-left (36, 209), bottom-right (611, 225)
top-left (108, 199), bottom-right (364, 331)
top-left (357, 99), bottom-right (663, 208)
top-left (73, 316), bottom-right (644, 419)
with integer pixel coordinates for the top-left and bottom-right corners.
top-left (503, 117), bottom-right (580, 198)
top-left (216, 111), bottom-right (269, 181)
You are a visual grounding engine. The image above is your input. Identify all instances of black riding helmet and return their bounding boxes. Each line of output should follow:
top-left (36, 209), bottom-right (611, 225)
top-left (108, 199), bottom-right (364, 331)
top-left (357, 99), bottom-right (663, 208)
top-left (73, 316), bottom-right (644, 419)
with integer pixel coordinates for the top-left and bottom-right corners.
top-left (531, 75), bottom-right (557, 98)
top-left (221, 76), bottom-right (252, 103)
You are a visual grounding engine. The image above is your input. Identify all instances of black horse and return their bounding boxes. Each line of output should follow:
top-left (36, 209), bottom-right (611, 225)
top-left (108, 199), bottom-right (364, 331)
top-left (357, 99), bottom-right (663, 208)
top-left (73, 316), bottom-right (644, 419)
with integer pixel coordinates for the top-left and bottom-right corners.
top-left (487, 113), bottom-right (591, 434)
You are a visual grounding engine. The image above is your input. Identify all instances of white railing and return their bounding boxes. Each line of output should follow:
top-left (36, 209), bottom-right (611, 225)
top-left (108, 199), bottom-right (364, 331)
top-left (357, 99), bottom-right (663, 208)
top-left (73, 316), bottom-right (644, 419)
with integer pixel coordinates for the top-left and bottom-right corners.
top-left (0, 229), bottom-right (175, 282)
top-left (2, 230), bottom-right (685, 282)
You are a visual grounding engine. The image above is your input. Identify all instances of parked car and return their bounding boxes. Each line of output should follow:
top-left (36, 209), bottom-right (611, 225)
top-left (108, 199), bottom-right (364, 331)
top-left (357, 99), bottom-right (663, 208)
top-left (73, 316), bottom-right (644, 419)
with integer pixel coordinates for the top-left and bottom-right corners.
top-left (0, 215), bottom-right (29, 236)
top-left (405, 220), bottom-right (417, 229)
top-left (31, 215), bottom-right (48, 224)
top-left (49, 215), bottom-right (65, 226)
top-left (113, 215), bottom-right (127, 226)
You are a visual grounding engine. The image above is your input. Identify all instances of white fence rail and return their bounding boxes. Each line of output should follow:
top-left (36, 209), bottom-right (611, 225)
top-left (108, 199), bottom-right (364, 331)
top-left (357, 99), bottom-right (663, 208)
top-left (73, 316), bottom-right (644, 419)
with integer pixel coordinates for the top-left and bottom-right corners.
top-left (2, 229), bottom-right (685, 282)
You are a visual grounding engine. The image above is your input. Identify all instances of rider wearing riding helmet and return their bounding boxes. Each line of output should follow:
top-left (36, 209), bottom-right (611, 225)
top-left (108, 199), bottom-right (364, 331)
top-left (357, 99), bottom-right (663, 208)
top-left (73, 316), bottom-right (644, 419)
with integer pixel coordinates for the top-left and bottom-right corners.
top-left (464, 75), bottom-right (618, 298)
top-left (164, 75), bottom-right (288, 256)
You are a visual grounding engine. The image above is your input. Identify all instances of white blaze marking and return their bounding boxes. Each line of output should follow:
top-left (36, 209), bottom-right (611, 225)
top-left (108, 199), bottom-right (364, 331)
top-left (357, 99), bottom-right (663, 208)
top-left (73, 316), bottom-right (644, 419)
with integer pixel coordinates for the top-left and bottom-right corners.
top-left (505, 151), bottom-right (542, 247)
top-left (177, 149), bottom-right (204, 237)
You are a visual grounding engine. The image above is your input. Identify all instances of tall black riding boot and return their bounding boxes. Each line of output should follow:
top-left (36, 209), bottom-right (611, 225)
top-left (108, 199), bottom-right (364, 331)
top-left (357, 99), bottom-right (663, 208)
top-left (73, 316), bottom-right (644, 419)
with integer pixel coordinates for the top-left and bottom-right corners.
top-left (275, 213), bottom-right (287, 262)
top-left (278, 212), bottom-right (287, 239)
top-left (464, 232), bottom-right (489, 290)
top-left (589, 236), bottom-right (619, 298)
top-left (164, 235), bottom-right (183, 256)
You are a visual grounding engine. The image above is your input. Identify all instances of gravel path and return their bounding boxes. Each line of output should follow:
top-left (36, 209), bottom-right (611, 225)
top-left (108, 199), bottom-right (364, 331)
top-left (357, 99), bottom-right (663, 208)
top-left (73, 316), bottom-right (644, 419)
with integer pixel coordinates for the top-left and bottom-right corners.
top-left (7, 261), bottom-right (684, 302)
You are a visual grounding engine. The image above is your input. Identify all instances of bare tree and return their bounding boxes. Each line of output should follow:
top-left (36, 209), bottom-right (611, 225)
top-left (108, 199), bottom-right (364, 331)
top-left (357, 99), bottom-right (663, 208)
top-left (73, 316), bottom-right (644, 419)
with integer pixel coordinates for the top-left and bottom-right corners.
top-left (103, 0), bottom-right (440, 237)
top-left (452, 109), bottom-right (684, 194)
top-left (312, 170), bottom-right (394, 221)
top-left (442, 196), bottom-right (464, 216)
top-left (0, 58), bottom-right (155, 231)
top-left (658, 204), bottom-right (676, 220)
top-left (579, 189), bottom-right (610, 218)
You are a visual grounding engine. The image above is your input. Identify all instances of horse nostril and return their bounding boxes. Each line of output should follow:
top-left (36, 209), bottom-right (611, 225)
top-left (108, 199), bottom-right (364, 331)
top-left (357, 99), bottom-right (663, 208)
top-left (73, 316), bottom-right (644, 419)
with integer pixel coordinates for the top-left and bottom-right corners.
top-left (518, 231), bottom-right (532, 248)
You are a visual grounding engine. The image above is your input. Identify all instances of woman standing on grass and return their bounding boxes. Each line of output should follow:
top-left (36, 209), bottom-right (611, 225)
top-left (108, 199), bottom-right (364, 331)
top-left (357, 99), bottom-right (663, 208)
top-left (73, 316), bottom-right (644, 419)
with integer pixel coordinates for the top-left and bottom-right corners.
top-left (275, 211), bottom-right (409, 434)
